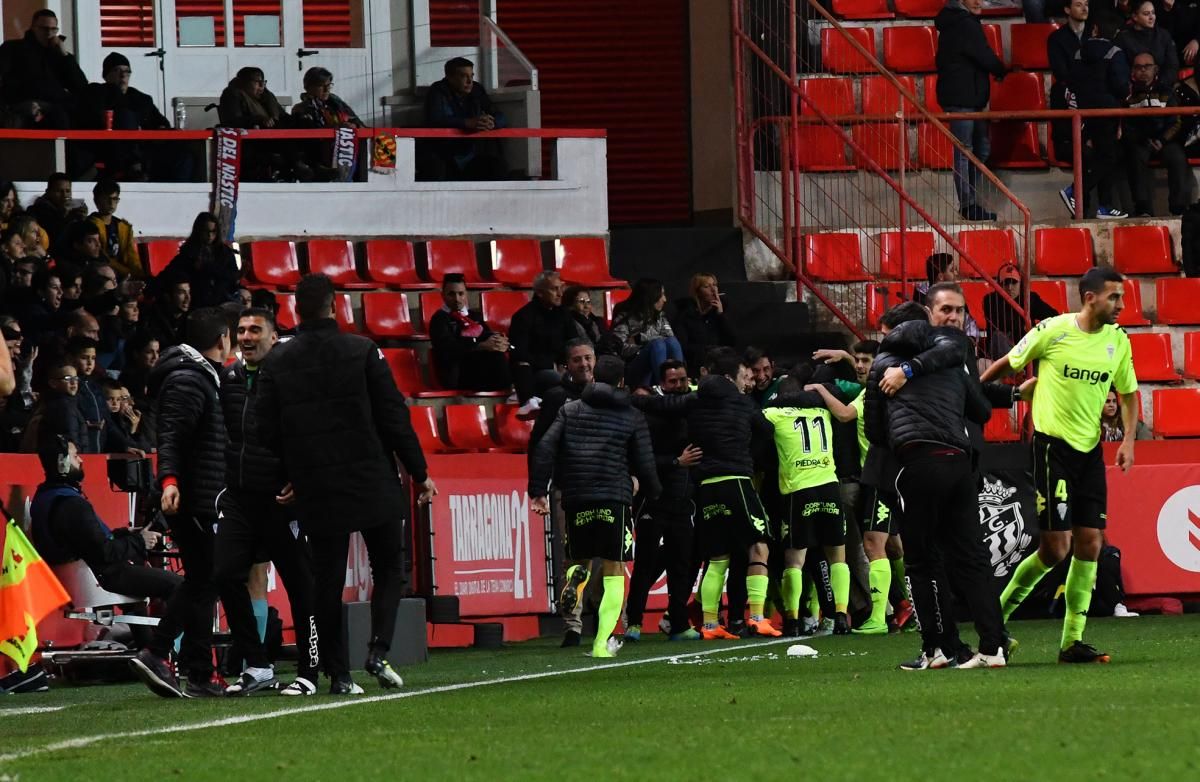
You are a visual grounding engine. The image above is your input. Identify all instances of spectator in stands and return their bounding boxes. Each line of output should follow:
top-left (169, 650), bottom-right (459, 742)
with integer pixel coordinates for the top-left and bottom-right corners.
top-left (509, 270), bottom-right (574, 414)
top-left (611, 278), bottom-right (683, 388)
top-left (429, 272), bottom-right (512, 391)
top-left (1119, 1), bottom-right (1181, 87)
top-left (219, 67), bottom-right (310, 182)
top-left (420, 57), bottom-right (508, 181)
top-left (146, 278), bottom-right (191, 348)
top-left (27, 173), bottom-right (87, 254)
top-left (65, 336), bottom-right (132, 454)
top-left (0, 317), bottom-right (31, 450)
top-left (57, 263), bottom-right (83, 315)
top-left (1048, 0), bottom-right (1091, 163)
top-left (81, 53), bottom-right (179, 181)
top-left (15, 267), bottom-right (62, 345)
top-left (1159, 0), bottom-right (1200, 65)
top-left (936, 0), bottom-right (1008, 221)
top-left (983, 263), bottom-right (1060, 358)
top-left (675, 272), bottom-right (736, 379)
top-left (563, 285), bottom-right (606, 346)
top-left (12, 215), bottom-right (47, 260)
top-left (1125, 52), bottom-right (1192, 215)
top-left (1167, 66), bottom-right (1200, 154)
top-left (121, 332), bottom-right (160, 411)
top-left (21, 359), bottom-right (82, 452)
top-left (100, 377), bottom-right (151, 451)
top-left (292, 67), bottom-right (364, 181)
top-left (912, 253), bottom-right (983, 343)
top-left (0, 10), bottom-right (87, 129)
top-left (86, 180), bottom-right (143, 277)
top-left (1102, 388), bottom-right (1152, 440)
top-left (0, 321), bottom-right (11, 400)
top-left (159, 213), bottom-right (240, 308)
top-left (56, 221), bottom-right (102, 271)
top-left (0, 181), bottom-right (20, 231)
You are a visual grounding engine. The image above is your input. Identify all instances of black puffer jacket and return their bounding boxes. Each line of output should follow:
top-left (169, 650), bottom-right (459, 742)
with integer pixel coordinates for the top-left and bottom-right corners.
top-left (255, 319), bottom-right (427, 535)
top-left (529, 382), bottom-right (660, 506)
top-left (864, 321), bottom-right (991, 453)
top-left (150, 344), bottom-right (227, 522)
top-left (527, 372), bottom-right (588, 471)
top-left (644, 395), bottom-right (693, 503)
top-left (220, 359), bottom-right (286, 494)
top-left (934, 2), bottom-right (1006, 110)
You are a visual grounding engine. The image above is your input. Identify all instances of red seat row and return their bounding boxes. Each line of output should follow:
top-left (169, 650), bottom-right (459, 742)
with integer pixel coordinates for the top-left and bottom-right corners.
top-left (409, 403), bottom-right (532, 453)
top-left (821, 25), bottom-right (1004, 74)
top-left (832, 0), bottom-right (1023, 19)
top-left (382, 347), bottom-right (508, 399)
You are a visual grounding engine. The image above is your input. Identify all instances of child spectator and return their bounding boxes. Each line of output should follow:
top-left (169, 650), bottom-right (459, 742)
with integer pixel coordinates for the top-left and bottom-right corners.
top-left (87, 180), bottom-right (143, 277)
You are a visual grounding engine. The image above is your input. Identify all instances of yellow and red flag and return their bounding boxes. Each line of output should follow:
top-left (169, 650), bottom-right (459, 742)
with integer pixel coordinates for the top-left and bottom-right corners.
top-left (0, 518), bottom-right (70, 672)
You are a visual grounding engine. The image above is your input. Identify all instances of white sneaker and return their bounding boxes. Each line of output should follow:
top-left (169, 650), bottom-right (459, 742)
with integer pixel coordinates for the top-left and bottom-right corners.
top-left (607, 636), bottom-right (624, 656)
top-left (957, 649), bottom-right (1006, 669)
top-left (929, 647), bottom-right (954, 669)
top-left (1113, 603), bottom-right (1140, 618)
top-left (658, 616), bottom-right (673, 635)
top-left (279, 677), bottom-right (317, 696)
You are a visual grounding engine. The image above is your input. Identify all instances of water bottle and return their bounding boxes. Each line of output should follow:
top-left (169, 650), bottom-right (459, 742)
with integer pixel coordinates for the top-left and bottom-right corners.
top-left (173, 100), bottom-right (187, 129)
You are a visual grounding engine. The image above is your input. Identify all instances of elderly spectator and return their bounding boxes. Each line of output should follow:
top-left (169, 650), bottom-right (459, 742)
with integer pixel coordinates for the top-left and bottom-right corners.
top-left (983, 263), bottom-right (1061, 358)
top-left (508, 270), bottom-right (575, 414)
top-left (159, 212), bottom-right (240, 309)
top-left (219, 67), bottom-right (309, 182)
top-left (147, 278), bottom-right (191, 348)
top-left (428, 273), bottom-right (511, 391)
top-left (0, 10), bottom-right (87, 129)
top-left (27, 173), bottom-right (87, 255)
top-left (562, 285), bottom-right (606, 345)
top-left (292, 67), bottom-right (364, 180)
top-left (81, 53), bottom-right (181, 181)
top-left (1124, 52), bottom-right (1191, 215)
top-left (420, 57), bottom-right (508, 181)
top-left (674, 272), bottom-right (736, 378)
top-left (1120, 1), bottom-right (1181, 87)
top-left (611, 278), bottom-right (683, 388)
top-left (86, 180), bottom-right (143, 277)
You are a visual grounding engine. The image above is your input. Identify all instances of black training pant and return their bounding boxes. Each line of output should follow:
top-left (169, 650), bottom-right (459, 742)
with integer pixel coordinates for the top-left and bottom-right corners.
top-left (100, 562), bottom-right (184, 653)
top-left (156, 514), bottom-right (219, 681)
top-left (895, 446), bottom-right (1005, 657)
top-left (626, 499), bottom-right (696, 634)
top-left (309, 520), bottom-right (407, 680)
top-left (214, 487), bottom-right (320, 682)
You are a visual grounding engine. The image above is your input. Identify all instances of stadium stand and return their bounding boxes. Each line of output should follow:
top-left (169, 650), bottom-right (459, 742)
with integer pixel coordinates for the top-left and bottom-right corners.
top-left (1152, 388), bottom-right (1200, 437)
top-left (362, 291), bottom-right (423, 339)
top-left (1112, 225), bottom-right (1176, 275)
top-left (307, 240), bottom-right (373, 289)
top-left (1155, 278), bottom-right (1200, 325)
top-left (246, 241), bottom-right (302, 288)
top-left (1034, 227), bottom-right (1094, 276)
top-left (365, 240), bottom-right (437, 289)
top-left (1128, 333), bottom-right (1179, 383)
top-left (490, 239), bottom-right (545, 287)
top-left (426, 240), bottom-right (499, 288)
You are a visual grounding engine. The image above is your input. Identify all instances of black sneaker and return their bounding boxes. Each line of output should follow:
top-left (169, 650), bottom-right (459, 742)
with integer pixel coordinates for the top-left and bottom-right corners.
top-left (560, 630), bottom-right (581, 648)
top-left (224, 668), bottom-right (278, 696)
top-left (833, 612), bottom-right (851, 635)
top-left (960, 204), bottom-right (997, 221)
top-left (330, 678), bottom-right (365, 695)
top-left (185, 675), bottom-right (227, 698)
top-left (129, 650), bottom-right (185, 698)
top-left (727, 619), bottom-right (751, 638)
top-left (781, 616), bottom-right (801, 637)
top-left (1058, 641), bottom-right (1111, 664)
top-left (0, 663), bottom-right (49, 694)
top-left (365, 651), bottom-right (404, 689)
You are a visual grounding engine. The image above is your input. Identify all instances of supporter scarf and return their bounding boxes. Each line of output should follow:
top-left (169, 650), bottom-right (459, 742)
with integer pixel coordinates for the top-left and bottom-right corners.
top-left (372, 133), bottom-right (397, 174)
top-left (211, 127), bottom-right (245, 243)
top-left (333, 125), bottom-right (358, 182)
top-left (443, 304), bottom-right (484, 338)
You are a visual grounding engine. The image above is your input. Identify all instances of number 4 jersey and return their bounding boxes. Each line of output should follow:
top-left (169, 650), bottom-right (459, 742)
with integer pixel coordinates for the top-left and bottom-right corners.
top-left (763, 405), bottom-right (837, 494)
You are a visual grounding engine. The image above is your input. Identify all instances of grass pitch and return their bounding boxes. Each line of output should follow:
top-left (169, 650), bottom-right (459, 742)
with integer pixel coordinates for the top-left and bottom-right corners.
top-left (4, 615), bottom-right (1200, 780)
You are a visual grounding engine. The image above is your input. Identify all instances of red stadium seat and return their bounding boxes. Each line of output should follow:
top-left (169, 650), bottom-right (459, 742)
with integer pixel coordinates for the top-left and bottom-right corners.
top-left (895, 0), bottom-right (943, 18)
top-left (605, 288), bottom-right (631, 325)
top-left (246, 241), bottom-right (300, 287)
top-left (494, 404), bottom-right (533, 450)
top-left (883, 26), bottom-right (936, 73)
top-left (916, 123), bottom-right (953, 169)
top-left (1010, 23), bottom-right (1057, 69)
top-left (275, 294), bottom-right (297, 331)
top-left (490, 239), bottom-right (544, 287)
top-left (804, 233), bottom-right (870, 281)
top-left (866, 282), bottom-right (906, 330)
top-left (793, 125), bottom-right (852, 171)
top-left (877, 230), bottom-right (934, 279)
top-left (1112, 225), bottom-right (1176, 274)
top-left (419, 291), bottom-right (444, 334)
top-left (426, 240), bottom-right (497, 287)
top-left (307, 240), bottom-right (371, 289)
top-left (408, 405), bottom-right (457, 453)
top-left (983, 24), bottom-right (1003, 59)
top-left (142, 240), bottom-right (183, 277)
top-left (821, 27), bottom-right (876, 74)
top-left (831, 0), bottom-right (893, 20)
top-left (1029, 280), bottom-right (1068, 317)
top-left (1152, 388), bottom-right (1200, 437)
top-left (1128, 332), bottom-right (1178, 382)
top-left (332, 293), bottom-right (355, 332)
top-left (1156, 277), bottom-right (1200, 325)
top-left (1034, 227), bottom-right (1094, 276)
top-left (1117, 280), bottom-right (1151, 327)
top-left (987, 72), bottom-right (1046, 168)
top-left (364, 239), bottom-right (436, 289)
top-left (382, 348), bottom-right (456, 398)
top-left (362, 292), bottom-right (421, 338)
top-left (480, 290), bottom-right (529, 334)
top-left (958, 281), bottom-right (990, 328)
top-left (444, 404), bottom-right (500, 451)
top-left (799, 77), bottom-right (855, 116)
top-left (957, 229), bottom-right (1017, 279)
top-left (983, 406), bottom-right (1020, 442)
top-left (861, 75), bottom-right (919, 116)
top-left (555, 238), bottom-right (624, 287)
top-left (1182, 332), bottom-right (1200, 379)
top-left (851, 122), bottom-right (905, 170)
top-left (922, 74), bottom-right (943, 113)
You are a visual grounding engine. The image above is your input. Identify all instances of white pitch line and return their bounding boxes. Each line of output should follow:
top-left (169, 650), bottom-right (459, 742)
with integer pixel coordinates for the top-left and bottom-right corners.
top-left (0, 635), bottom-right (812, 765)
top-left (0, 705), bottom-right (67, 716)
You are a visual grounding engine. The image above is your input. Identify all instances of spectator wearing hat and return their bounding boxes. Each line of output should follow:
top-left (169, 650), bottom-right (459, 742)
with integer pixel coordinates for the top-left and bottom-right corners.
top-left (983, 263), bottom-right (1060, 359)
top-left (82, 52), bottom-right (184, 181)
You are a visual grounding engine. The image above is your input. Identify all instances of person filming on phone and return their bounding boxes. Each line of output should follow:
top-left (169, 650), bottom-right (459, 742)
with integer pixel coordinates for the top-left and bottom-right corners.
top-left (0, 9), bottom-right (88, 129)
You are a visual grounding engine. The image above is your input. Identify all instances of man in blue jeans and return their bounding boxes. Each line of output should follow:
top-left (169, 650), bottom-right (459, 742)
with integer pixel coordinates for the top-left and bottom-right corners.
top-left (935, 0), bottom-right (1008, 221)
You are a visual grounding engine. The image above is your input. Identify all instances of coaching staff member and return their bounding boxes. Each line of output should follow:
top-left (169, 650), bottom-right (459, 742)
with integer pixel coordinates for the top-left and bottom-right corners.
top-left (256, 274), bottom-right (436, 695)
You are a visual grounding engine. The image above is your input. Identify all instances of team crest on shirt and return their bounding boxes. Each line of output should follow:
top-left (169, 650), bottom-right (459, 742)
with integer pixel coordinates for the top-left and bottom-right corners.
top-left (1107, 344), bottom-right (1115, 359)
top-left (978, 478), bottom-right (1033, 578)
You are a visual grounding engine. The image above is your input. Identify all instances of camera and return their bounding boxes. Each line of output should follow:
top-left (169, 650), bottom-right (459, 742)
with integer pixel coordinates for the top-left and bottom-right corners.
top-left (107, 456), bottom-right (153, 493)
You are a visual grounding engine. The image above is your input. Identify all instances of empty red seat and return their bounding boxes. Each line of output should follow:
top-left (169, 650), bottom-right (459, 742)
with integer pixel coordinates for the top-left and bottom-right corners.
top-left (1112, 225), bottom-right (1176, 274)
top-left (793, 125), bottom-right (852, 171)
top-left (983, 406), bottom-right (1020, 442)
top-left (804, 233), bottom-right (870, 281)
top-left (555, 238), bottom-right (624, 287)
top-left (983, 24), bottom-right (1003, 59)
top-left (958, 280), bottom-right (990, 328)
top-left (246, 241), bottom-right (300, 287)
top-left (365, 239), bottom-right (436, 289)
top-left (333, 293), bottom-right (355, 332)
top-left (605, 288), bottom-right (631, 325)
top-left (444, 404), bottom-right (499, 451)
top-left (481, 290), bottom-right (529, 334)
top-left (831, 0), bottom-right (893, 19)
top-left (799, 77), bottom-right (855, 116)
top-left (851, 122), bottom-right (905, 170)
top-left (883, 26), bottom-right (936, 72)
top-left (426, 240), bottom-right (497, 287)
top-left (987, 72), bottom-right (1046, 168)
top-left (307, 240), bottom-right (371, 288)
top-left (1152, 388), bottom-right (1200, 437)
top-left (916, 123), bottom-right (953, 169)
top-left (362, 292), bottom-right (421, 338)
top-left (877, 230), bottom-right (934, 279)
top-left (490, 239), bottom-right (543, 287)
top-left (419, 291), bottom-right (444, 333)
top-left (142, 240), bottom-right (183, 277)
top-left (1156, 277), bottom-right (1200, 324)
top-left (821, 27), bottom-right (876, 73)
top-left (381, 347), bottom-right (455, 398)
top-left (866, 282), bottom-right (906, 330)
top-left (1128, 332), bottom-right (1178, 382)
top-left (895, 0), bottom-right (943, 17)
top-left (861, 75), bottom-right (919, 116)
top-left (1029, 280), bottom-right (1068, 316)
top-left (494, 404), bottom-right (533, 450)
top-left (408, 405), bottom-right (457, 453)
top-left (1010, 23), bottom-right (1057, 69)
top-left (957, 229), bottom-right (1017, 279)
top-left (922, 74), bottom-right (943, 113)
top-left (1182, 331), bottom-right (1200, 379)
top-left (1034, 227), bottom-right (1094, 276)
top-left (1117, 279), bottom-right (1151, 327)
top-left (275, 294), bottom-right (297, 331)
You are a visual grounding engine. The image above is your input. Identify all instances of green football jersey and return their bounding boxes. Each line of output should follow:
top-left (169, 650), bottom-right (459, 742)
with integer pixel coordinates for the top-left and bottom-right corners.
top-left (763, 406), bottom-right (838, 494)
top-left (850, 390), bottom-right (868, 469)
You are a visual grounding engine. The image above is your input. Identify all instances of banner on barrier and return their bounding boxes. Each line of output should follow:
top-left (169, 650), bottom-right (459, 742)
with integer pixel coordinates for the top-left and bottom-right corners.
top-left (977, 444), bottom-right (1039, 593)
top-left (211, 127), bottom-right (244, 243)
top-left (1107, 463), bottom-right (1200, 595)
top-left (427, 454), bottom-right (551, 616)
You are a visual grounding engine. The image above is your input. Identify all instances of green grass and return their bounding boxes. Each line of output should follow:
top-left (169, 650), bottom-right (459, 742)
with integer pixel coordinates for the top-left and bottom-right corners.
top-left (5, 616), bottom-right (1200, 780)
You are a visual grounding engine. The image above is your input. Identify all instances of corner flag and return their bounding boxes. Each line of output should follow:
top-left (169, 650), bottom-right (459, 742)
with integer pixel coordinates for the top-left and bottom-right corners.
top-left (0, 518), bottom-right (70, 672)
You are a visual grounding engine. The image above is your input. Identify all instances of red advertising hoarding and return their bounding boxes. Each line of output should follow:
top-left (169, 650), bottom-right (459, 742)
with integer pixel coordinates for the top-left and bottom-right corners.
top-left (1106, 462), bottom-right (1200, 596)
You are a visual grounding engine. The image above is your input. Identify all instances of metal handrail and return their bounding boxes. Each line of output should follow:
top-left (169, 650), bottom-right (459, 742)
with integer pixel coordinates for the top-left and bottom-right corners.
top-left (481, 16), bottom-right (539, 91)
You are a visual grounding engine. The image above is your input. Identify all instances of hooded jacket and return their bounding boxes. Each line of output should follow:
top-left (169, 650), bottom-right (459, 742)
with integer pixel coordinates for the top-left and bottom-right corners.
top-left (934, 1), bottom-right (1007, 110)
top-left (218, 81), bottom-right (288, 129)
top-left (528, 382), bottom-right (660, 506)
top-left (1070, 36), bottom-right (1132, 110)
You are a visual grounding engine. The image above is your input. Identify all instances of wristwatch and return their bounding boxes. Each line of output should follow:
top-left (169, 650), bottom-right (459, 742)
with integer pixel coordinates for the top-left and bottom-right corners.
top-left (900, 362), bottom-right (914, 379)
top-left (671, 457), bottom-right (680, 467)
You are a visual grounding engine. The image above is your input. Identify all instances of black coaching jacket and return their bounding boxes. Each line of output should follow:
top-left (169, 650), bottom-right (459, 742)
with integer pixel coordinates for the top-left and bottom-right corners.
top-left (220, 358), bottom-right (287, 495)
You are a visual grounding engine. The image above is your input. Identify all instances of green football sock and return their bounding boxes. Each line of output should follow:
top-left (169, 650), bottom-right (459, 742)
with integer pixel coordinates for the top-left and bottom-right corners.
top-left (781, 567), bottom-right (803, 619)
top-left (700, 560), bottom-right (729, 627)
top-left (867, 559), bottom-right (891, 626)
top-left (747, 574), bottom-right (768, 620)
top-left (890, 556), bottom-right (909, 601)
top-left (830, 562), bottom-right (850, 614)
top-left (1061, 557), bottom-right (1098, 650)
top-left (1000, 551), bottom-right (1054, 622)
top-left (804, 577), bottom-right (820, 619)
top-left (593, 575), bottom-right (625, 656)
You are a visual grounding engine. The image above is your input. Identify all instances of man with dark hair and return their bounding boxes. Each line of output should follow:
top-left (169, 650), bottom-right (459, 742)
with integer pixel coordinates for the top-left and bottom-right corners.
top-left (217, 307), bottom-right (320, 696)
top-left (87, 179), bottom-right (143, 277)
top-left (420, 56), bottom-right (508, 180)
top-left (147, 277), bottom-right (191, 348)
top-left (131, 306), bottom-right (231, 697)
top-left (59, 220), bottom-right (102, 269)
top-left (530, 354), bottom-right (660, 658)
top-left (1048, 0), bottom-right (1090, 162)
top-left (429, 272), bottom-right (511, 391)
top-left (64, 335), bottom-right (132, 454)
top-left (625, 358), bottom-right (703, 641)
top-left (851, 340), bottom-right (879, 384)
top-left (509, 270), bottom-right (574, 414)
top-left (256, 274), bottom-right (436, 694)
top-left (744, 346), bottom-right (781, 405)
top-left (27, 173), bottom-right (87, 253)
top-left (981, 267), bottom-right (1137, 663)
top-left (0, 10), bottom-right (88, 129)
top-left (15, 267), bottom-right (62, 346)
